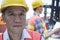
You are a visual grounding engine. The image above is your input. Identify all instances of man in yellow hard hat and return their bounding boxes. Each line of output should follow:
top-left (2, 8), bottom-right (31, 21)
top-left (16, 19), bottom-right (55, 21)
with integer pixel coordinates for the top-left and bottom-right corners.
top-left (28, 0), bottom-right (46, 40)
top-left (28, 0), bottom-right (44, 30)
top-left (0, 0), bottom-right (42, 40)
top-left (28, 0), bottom-right (45, 33)
top-left (32, 0), bottom-right (44, 16)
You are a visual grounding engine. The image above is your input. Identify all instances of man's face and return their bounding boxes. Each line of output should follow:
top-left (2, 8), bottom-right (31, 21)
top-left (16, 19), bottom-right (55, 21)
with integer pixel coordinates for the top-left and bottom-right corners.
top-left (3, 6), bottom-right (27, 34)
top-left (36, 6), bottom-right (43, 14)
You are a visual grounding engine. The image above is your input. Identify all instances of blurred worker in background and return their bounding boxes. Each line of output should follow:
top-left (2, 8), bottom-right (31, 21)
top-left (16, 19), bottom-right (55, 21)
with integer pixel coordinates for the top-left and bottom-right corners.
top-left (28, 0), bottom-right (47, 40)
top-left (0, 0), bottom-right (42, 40)
top-left (28, 0), bottom-right (47, 35)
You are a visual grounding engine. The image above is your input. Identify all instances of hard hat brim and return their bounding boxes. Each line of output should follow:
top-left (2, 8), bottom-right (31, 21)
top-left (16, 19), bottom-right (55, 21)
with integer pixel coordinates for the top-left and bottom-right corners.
top-left (1, 4), bottom-right (28, 11)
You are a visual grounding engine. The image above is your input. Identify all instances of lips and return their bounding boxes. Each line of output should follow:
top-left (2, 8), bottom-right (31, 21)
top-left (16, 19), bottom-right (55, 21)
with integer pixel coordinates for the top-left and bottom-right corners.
top-left (13, 24), bottom-right (22, 27)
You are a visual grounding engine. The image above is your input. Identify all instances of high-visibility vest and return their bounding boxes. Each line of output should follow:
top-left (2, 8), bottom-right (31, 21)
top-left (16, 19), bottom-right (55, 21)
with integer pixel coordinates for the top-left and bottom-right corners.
top-left (27, 30), bottom-right (42, 40)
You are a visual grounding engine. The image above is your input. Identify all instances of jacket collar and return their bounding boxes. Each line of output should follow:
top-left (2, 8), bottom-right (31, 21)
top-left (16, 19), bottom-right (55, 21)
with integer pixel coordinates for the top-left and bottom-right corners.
top-left (3, 29), bottom-right (31, 40)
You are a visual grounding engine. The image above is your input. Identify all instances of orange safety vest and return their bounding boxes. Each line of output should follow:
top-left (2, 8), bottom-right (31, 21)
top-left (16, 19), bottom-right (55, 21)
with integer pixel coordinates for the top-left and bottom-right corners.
top-left (27, 30), bottom-right (42, 40)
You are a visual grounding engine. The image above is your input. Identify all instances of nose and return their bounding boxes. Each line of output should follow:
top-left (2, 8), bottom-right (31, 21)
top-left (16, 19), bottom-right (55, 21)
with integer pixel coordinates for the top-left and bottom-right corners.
top-left (15, 16), bottom-right (21, 23)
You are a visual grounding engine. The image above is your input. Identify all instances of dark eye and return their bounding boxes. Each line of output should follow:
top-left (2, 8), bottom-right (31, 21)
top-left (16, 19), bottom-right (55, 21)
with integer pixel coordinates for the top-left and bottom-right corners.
top-left (19, 13), bottom-right (25, 16)
top-left (7, 11), bottom-right (14, 16)
top-left (10, 13), bottom-right (14, 15)
top-left (8, 13), bottom-right (14, 16)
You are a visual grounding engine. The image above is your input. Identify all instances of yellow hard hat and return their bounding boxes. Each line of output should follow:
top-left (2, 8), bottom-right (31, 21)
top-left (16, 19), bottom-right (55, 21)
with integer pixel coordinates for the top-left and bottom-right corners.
top-left (32, 0), bottom-right (44, 8)
top-left (1, 0), bottom-right (28, 11)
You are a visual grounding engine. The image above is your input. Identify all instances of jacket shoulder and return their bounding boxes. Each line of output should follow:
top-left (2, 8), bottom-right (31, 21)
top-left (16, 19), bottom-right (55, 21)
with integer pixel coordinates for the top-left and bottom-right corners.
top-left (27, 30), bottom-right (42, 40)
